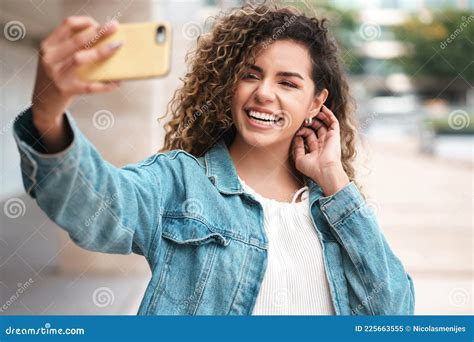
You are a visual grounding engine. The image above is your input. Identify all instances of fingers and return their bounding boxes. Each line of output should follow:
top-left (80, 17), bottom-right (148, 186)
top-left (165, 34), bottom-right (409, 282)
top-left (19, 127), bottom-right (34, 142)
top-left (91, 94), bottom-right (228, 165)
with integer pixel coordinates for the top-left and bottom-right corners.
top-left (77, 80), bottom-right (122, 94)
top-left (310, 117), bottom-right (325, 130)
top-left (48, 20), bottom-right (118, 65)
top-left (309, 117), bottom-right (328, 138)
top-left (57, 40), bottom-right (122, 74)
top-left (38, 17), bottom-right (122, 96)
top-left (317, 105), bottom-right (340, 132)
top-left (61, 79), bottom-right (122, 95)
top-left (43, 16), bottom-right (99, 47)
top-left (292, 135), bottom-right (305, 160)
top-left (296, 127), bottom-right (319, 151)
top-left (316, 123), bottom-right (328, 141)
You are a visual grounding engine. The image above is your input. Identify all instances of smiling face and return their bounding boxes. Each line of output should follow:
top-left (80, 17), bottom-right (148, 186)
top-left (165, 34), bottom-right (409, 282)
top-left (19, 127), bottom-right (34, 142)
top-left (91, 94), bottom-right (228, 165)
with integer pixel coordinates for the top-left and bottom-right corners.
top-left (231, 39), bottom-right (328, 149)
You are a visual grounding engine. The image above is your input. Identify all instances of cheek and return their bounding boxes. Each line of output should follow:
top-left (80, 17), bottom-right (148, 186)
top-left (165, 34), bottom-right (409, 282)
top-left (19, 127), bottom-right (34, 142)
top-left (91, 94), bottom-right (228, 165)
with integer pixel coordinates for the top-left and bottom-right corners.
top-left (232, 84), bottom-right (256, 117)
top-left (283, 96), bottom-right (310, 131)
top-left (232, 84), bottom-right (249, 109)
top-left (231, 87), bottom-right (248, 127)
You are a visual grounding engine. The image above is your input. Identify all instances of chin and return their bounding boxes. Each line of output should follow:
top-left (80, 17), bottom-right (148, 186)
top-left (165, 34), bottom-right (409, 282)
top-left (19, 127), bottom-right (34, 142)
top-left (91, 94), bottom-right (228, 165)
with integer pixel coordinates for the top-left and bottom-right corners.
top-left (237, 128), bottom-right (285, 149)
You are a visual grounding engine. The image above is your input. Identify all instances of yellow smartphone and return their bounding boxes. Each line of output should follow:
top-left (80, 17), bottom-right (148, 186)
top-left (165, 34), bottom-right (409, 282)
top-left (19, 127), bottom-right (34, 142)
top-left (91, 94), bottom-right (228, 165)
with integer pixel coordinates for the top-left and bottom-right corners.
top-left (76, 21), bottom-right (172, 81)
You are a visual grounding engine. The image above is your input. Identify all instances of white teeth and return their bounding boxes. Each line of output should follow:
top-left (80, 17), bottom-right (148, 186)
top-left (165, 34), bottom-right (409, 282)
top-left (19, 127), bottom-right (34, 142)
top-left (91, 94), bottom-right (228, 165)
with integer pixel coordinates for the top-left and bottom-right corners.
top-left (248, 110), bottom-right (281, 122)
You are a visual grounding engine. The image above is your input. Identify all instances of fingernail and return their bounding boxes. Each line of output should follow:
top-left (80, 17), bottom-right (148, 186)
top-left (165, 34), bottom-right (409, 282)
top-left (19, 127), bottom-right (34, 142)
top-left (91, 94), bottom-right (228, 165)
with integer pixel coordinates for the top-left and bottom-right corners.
top-left (107, 41), bottom-right (122, 50)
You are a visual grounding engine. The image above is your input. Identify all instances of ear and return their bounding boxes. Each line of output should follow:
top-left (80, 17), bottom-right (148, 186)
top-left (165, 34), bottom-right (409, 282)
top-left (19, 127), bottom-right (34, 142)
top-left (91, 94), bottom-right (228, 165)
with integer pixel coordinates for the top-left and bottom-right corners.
top-left (309, 89), bottom-right (329, 116)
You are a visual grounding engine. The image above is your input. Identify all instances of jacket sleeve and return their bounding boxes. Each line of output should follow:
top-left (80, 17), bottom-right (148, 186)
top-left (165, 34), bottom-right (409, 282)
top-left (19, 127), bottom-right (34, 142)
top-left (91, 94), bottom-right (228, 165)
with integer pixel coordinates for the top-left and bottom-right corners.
top-left (318, 182), bottom-right (415, 315)
top-left (12, 106), bottom-right (163, 258)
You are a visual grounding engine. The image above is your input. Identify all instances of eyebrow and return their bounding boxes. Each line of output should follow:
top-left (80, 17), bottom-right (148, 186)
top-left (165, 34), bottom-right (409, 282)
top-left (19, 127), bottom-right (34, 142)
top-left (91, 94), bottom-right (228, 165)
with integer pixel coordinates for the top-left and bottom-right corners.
top-left (245, 64), bottom-right (305, 81)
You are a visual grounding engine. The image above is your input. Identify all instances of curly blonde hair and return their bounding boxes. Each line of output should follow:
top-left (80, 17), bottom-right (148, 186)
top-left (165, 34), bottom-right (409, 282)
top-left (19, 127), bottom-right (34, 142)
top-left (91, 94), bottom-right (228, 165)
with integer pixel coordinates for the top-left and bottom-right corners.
top-left (159, 2), bottom-right (360, 189)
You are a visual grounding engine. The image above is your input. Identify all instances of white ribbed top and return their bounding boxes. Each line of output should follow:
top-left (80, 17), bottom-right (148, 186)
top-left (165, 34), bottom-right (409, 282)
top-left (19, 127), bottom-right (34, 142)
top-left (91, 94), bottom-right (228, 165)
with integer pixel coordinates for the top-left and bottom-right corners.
top-left (239, 177), bottom-right (335, 315)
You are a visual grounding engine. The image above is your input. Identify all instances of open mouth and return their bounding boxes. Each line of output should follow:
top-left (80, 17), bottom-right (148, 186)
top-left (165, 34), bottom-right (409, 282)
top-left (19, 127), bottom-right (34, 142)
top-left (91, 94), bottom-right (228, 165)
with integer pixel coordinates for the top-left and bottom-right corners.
top-left (245, 109), bottom-right (284, 126)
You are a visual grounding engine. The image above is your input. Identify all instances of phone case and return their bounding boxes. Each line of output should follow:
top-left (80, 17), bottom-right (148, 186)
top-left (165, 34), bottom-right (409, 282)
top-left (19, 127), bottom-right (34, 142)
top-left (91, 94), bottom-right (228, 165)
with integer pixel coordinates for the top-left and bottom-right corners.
top-left (76, 21), bottom-right (171, 81)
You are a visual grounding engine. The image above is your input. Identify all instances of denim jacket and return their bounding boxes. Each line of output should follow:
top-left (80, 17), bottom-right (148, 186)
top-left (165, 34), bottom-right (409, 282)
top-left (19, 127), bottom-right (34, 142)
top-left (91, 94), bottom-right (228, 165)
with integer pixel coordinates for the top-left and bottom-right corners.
top-left (13, 107), bottom-right (415, 315)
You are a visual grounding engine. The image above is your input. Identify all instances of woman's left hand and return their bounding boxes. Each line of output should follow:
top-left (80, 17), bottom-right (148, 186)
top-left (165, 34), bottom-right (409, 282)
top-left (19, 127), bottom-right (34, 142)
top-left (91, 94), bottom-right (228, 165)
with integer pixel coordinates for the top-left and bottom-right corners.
top-left (292, 105), bottom-right (350, 196)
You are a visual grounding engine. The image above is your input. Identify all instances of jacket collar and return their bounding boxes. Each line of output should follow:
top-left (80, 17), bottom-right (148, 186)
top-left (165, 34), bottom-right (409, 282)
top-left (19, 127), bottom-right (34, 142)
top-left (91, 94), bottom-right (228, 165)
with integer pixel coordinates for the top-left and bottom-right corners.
top-left (204, 140), bottom-right (244, 194)
top-left (203, 139), bottom-right (326, 203)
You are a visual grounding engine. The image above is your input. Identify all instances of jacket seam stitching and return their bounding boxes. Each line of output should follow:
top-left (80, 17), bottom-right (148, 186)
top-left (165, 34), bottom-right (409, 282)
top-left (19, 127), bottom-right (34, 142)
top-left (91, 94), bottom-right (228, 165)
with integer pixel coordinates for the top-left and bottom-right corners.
top-left (325, 201), bottom-right (364, 226)
top-left (139, 164), bottom-right (163, 262)
top-left (321, 206), bottom-right (376, 314)
top-left (227, 246), bottom-right (252, 314)
top-left (192, 243), bottom-right (219, 314)
top-left (76, 169), bottom-right (140, 252)
top-left (161, 213), bottom-right (266, 249)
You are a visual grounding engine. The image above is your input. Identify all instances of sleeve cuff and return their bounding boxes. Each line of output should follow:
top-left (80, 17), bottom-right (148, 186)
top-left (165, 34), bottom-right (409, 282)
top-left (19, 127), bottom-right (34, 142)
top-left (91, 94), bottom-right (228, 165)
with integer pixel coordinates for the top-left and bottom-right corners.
top-left (318, 181), bottom-right (365, 225)
top-left (12, 106), bottom-right (82, 196)
top-left (13, 106), bottom-right (79, 160)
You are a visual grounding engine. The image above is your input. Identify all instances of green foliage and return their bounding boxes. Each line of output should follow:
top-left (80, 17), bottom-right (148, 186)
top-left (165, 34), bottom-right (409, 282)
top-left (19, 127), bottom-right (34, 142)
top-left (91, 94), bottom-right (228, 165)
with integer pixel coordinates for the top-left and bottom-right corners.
top-left (425, 114), bottom-right (474, 134)
top-left (393, 11), bottom-right (474, 81)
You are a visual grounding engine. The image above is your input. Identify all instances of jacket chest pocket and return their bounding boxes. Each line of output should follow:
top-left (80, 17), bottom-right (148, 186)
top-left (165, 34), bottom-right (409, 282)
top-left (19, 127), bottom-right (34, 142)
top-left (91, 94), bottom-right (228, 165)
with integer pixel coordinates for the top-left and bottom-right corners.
top-left (149, 216), bottom-right (230, 313)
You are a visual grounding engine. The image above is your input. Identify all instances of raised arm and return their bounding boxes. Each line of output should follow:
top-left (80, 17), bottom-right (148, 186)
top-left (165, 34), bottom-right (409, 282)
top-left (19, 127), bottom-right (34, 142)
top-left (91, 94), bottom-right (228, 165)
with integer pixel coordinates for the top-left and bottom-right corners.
top-left (14, 107), bottom-right (162, 257)
top-left (12, 16), bottom-right (163, 257)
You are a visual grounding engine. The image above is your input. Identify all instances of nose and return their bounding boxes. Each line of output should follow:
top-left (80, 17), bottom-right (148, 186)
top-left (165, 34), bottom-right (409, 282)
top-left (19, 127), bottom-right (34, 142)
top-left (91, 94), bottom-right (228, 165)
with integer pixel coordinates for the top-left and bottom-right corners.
top-left (254, 80), bottom-right (276, 103)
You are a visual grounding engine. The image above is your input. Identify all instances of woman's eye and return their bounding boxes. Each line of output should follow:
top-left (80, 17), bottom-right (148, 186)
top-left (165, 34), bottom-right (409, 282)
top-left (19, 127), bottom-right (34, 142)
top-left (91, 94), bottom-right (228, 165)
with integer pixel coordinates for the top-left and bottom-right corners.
top-left (280, 81), bottom-right (297, 88)
top-left (243, 73), bottom-right (259, 79)
top-left (242, 74), bottom-right (297, 89)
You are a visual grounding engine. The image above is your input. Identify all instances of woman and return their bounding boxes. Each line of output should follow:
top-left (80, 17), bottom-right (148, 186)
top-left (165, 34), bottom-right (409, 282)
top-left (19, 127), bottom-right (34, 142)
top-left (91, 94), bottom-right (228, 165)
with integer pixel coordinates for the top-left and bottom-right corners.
top-left (13, 3), bottom-right (415, 315)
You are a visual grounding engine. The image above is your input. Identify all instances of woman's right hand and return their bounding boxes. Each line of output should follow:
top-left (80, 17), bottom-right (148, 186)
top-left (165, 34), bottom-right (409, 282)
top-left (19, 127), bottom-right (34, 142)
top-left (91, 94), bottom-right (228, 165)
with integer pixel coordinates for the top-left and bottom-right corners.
top-left (31, 16), bottom-right (122, 152)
